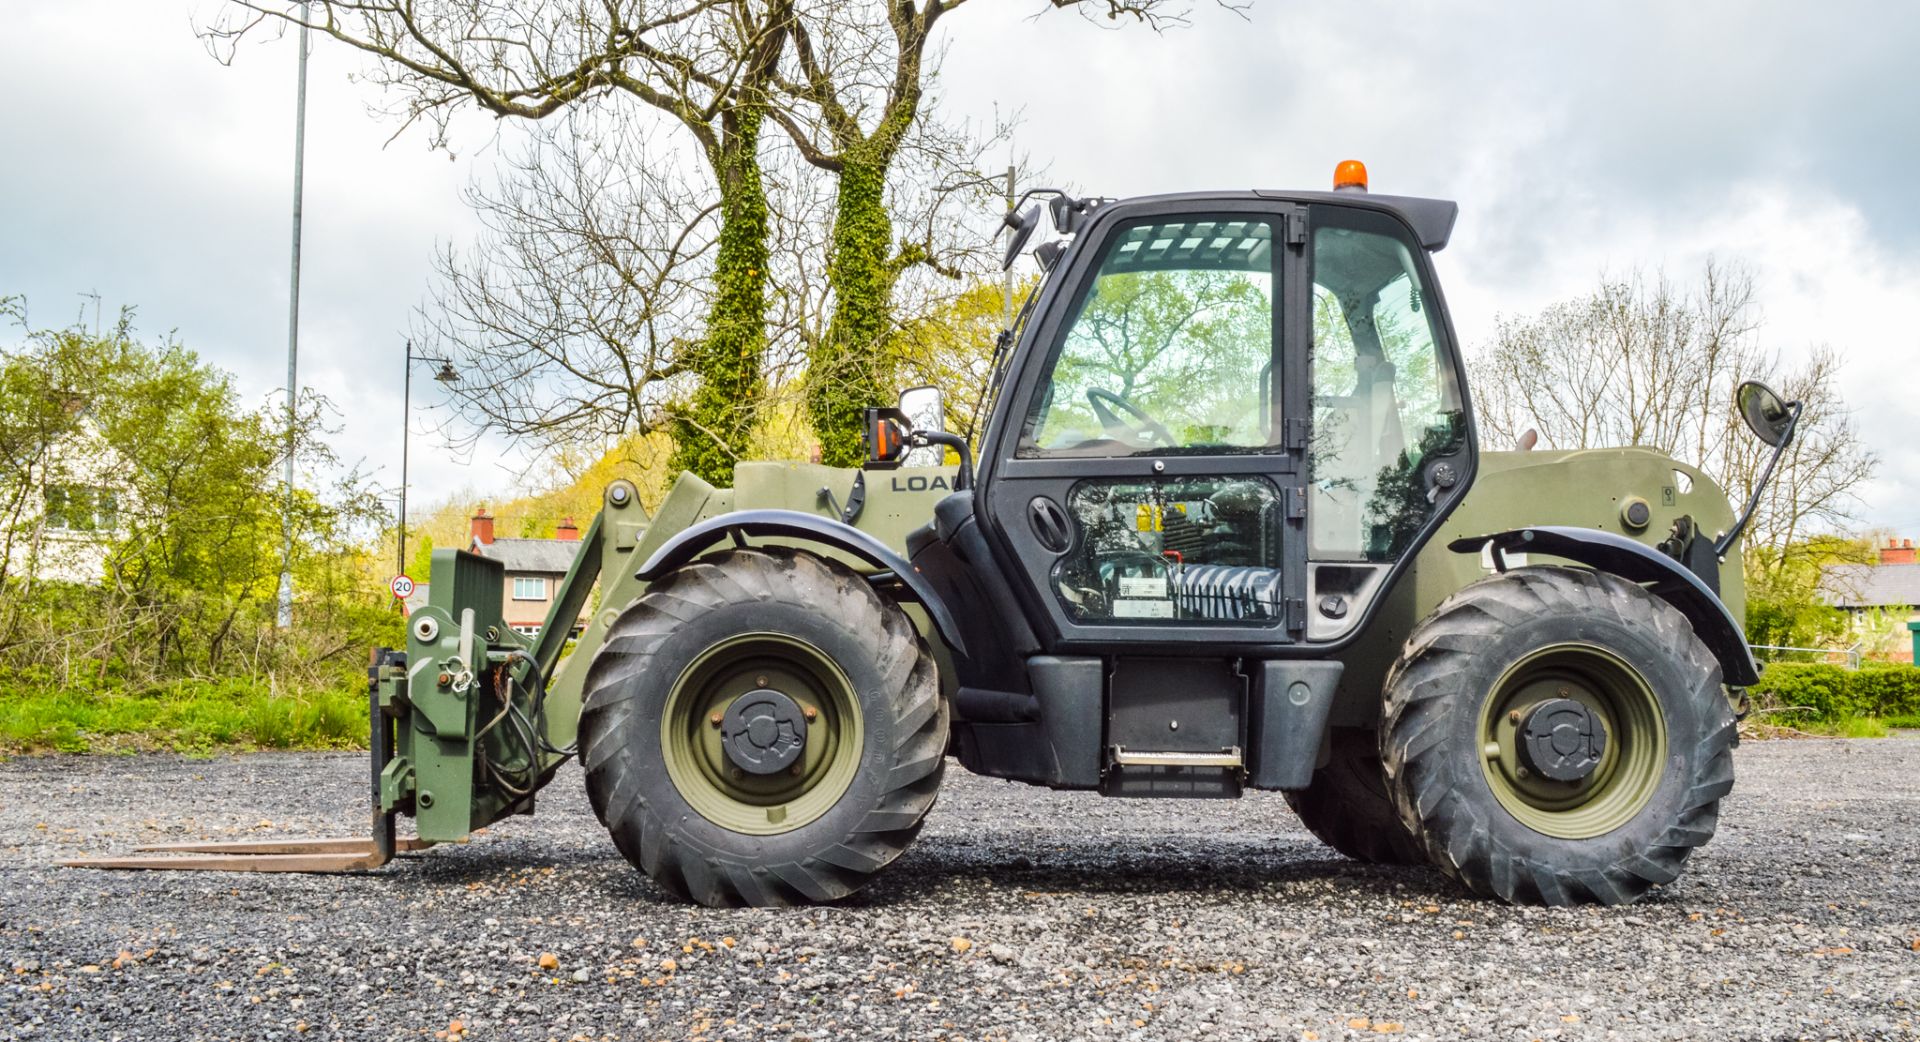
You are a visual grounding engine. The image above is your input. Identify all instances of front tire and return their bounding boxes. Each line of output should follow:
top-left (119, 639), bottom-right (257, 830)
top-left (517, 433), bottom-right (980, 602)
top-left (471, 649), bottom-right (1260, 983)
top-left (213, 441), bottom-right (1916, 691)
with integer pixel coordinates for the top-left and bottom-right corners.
top-left (1381, 566), bottom-right (1736, 905)
top-left (1284, 728), bottom-right (1425, 865)
top-left (578, 547), bottom-right (947, 907)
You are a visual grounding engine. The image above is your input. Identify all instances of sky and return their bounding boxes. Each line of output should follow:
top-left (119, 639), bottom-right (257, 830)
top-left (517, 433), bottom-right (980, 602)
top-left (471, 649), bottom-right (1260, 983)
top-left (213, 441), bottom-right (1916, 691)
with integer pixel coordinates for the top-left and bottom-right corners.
top-left (3, 1), bottom-right (1917, 535)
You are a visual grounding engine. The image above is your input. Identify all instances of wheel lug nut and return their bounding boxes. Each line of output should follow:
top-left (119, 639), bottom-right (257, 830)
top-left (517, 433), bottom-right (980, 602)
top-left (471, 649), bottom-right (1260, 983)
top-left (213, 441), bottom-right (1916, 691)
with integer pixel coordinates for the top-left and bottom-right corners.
top-left (756, 675), bottom-right (769, 686)
top-left (1516, 766), bottom-right (1530, 779)
top-left (1507, 710), bottom-right (1521, 725)
top-left (710, 712), bottom-right (724, 727)
top-left (731, 768), bottom-right (744, 780)
top-left (803, 705), bottom-right (817, 721)
top-left (789, 765), bottom-right (802, 776)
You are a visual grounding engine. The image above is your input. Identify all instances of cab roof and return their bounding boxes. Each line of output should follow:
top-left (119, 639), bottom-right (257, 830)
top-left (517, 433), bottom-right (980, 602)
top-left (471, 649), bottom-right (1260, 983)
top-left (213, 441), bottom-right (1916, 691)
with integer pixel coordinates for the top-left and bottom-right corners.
top-left (1097, 189), bottom-right (1459, 253)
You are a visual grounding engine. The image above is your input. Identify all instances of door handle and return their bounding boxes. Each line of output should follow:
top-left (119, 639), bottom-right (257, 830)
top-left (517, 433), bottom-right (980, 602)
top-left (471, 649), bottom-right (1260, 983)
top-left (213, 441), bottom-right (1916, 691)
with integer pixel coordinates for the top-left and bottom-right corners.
top-left (1028, 496), bottom-right (1073, 554)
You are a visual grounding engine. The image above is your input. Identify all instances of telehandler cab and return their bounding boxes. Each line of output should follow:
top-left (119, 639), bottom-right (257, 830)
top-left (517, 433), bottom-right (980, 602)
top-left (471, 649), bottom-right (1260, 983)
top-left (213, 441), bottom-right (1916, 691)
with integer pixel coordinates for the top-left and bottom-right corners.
top-left (72, 162), bottom-right (1800, 908)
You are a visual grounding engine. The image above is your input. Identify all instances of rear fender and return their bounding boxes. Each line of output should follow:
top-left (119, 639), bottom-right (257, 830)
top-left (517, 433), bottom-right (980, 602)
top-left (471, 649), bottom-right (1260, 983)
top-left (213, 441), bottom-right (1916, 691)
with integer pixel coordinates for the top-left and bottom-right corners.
top-left (635, 508), bottom-right (967, 659)
top-left (1449, 526), bottom-right (1759, 687)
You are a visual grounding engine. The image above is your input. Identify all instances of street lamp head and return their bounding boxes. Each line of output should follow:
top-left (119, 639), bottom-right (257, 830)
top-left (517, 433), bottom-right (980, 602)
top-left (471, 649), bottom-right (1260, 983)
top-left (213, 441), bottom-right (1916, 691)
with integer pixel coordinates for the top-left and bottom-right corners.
top-left (433, 361), bottom-right (459, 384)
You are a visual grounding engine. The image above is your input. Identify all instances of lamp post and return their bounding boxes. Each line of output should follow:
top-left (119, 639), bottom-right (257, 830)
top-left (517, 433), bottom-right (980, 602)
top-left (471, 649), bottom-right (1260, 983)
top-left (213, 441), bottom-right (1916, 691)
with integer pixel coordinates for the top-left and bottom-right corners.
top-left (276, 0), bottom-right (312, 629)
top-left (398, 341), bottom-right (458, 578)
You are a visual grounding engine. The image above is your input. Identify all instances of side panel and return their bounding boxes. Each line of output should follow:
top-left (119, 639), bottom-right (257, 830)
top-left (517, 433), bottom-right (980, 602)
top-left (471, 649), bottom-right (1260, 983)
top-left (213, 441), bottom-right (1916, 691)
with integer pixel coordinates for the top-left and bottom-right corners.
top-left (1328, 447), bottom-right (1743, 726)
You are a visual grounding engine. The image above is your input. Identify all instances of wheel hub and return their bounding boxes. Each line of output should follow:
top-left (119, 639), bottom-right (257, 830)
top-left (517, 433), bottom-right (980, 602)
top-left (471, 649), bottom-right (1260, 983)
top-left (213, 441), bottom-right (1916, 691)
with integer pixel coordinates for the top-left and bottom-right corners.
top-left (1518, 697), bottom-right (1607, 782)
top-left (720, 688), bottom-right (809, 775)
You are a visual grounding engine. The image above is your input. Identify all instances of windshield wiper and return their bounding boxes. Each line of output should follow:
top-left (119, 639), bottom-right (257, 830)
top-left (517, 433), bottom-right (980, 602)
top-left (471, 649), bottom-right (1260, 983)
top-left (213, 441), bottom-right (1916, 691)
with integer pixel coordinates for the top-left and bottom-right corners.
top-left (965, 279), bottom-right (1046, 447)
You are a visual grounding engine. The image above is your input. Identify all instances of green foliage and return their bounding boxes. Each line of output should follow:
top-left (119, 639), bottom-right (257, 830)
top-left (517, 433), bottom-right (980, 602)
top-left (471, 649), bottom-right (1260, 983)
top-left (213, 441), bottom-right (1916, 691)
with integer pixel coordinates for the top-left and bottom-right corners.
top-left (1750, 662), bottom-right (1920, 722)
top-left (894, 277), bottom-right (1031, 441)
top-left (1822, 715), bottom-right (1892, 739)
top-left (0, 674), bottom-right (366, 754)
top-left (1743, 533), bottom-right (1867, 648)
top-left (0, 301), bottom-right (402, 751)
top-left (671, 111), bottom-right (771, 485)
top-left (809, 150), bottom-right (899, 468)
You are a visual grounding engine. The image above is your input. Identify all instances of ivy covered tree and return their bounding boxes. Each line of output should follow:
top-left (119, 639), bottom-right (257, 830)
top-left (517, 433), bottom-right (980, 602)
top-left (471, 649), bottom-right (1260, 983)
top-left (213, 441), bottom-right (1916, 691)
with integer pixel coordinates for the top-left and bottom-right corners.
top-left (206, 0), bottom-right (1224, 473)
top-left (208, 1), bottom-right (796, 484)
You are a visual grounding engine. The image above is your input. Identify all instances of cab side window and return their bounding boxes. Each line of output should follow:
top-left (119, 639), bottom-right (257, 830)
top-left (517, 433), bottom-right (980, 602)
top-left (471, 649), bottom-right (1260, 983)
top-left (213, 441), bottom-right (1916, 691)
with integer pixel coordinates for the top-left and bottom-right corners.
top-left (1308, 206), bottom-right (1463, 561)
top-left (1020, 217), bottom-right (1278, 458)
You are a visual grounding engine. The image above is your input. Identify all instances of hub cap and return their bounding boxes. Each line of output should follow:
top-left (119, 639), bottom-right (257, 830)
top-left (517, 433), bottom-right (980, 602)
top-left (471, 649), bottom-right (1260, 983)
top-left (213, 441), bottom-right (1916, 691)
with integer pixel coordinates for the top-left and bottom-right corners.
top-left (1476, 643), bottom-right (1667, 839)
top-left (721, 688), bottom-right (809, 775)
top-left (1519, 697), bottom-right (1607, 782)
top-left (661, 633), bottom-right (863, 836)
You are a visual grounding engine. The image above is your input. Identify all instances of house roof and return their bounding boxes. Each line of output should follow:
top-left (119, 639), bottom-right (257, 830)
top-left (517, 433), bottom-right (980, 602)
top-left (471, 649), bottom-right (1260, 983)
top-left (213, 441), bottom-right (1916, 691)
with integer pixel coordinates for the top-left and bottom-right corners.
top-left (1819, 563), bottom-right (1920, 609)
top-left (472, 537), bottom-right (581, 575)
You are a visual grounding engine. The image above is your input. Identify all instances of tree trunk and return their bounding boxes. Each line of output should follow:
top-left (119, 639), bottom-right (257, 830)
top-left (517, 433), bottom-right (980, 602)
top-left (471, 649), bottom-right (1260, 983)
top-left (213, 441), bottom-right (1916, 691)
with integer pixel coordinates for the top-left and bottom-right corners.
top-left (809, 143), bottom-right (898, 467)
top-left (670, 108), bottom-right (772, 485)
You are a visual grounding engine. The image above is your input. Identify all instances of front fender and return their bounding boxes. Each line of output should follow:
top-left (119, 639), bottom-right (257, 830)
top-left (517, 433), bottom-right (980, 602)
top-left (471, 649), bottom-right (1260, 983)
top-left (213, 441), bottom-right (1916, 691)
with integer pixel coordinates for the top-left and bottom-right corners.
top-left (1449, 526), bottom-right (1759, 687)
top-left (635, 508), bottom-right (966, 659)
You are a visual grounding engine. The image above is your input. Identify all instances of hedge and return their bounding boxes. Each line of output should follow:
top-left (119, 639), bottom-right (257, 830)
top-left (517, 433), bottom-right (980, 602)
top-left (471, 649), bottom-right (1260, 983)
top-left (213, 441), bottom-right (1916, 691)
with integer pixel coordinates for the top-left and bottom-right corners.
top-left (1748, 662), bottom-right (1920, 722)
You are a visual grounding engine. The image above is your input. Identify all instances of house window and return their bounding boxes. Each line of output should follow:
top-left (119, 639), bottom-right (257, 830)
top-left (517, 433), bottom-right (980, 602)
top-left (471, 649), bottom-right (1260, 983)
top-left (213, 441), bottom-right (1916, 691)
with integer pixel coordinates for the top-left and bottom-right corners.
top-left (46, 485), bottom-right (118, 533)
top-left (510, 624), bottom-right (542, 637)
top-left (512, 576), bottom-right (547, 601)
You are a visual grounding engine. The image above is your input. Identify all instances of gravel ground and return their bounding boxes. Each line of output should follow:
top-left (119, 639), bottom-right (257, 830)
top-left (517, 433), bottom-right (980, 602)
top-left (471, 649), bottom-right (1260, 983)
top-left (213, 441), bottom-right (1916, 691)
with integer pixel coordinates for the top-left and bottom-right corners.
top-left (2, 739), bottom-right (1917, 1042)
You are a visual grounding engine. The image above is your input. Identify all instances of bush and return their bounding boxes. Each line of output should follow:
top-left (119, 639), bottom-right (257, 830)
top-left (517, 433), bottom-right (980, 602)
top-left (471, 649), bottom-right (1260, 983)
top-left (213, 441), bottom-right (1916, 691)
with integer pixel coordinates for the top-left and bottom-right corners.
top-left (1750, 662), bottom-right (1920, 722)
top-left (1849, 663), bottom-right (1920, 719)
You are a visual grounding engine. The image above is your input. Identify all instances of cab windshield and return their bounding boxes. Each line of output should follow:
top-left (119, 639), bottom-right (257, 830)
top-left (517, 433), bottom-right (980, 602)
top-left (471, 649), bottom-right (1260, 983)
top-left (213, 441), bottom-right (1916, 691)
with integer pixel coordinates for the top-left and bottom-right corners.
top-left (1018, 217), bottom-right (1278, 458)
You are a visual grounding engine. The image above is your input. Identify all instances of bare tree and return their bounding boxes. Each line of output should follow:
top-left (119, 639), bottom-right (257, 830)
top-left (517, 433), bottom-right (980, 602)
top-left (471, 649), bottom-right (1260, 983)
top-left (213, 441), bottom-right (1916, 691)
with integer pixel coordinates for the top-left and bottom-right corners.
top-left (205, 0), bottom-right (1216, 474)
top-left (1471, 262), bottom-right (1878, 571)
top-left (418, 113), bottom-right (717, 456)
top-left (207, 0), bottom-right (795, 483)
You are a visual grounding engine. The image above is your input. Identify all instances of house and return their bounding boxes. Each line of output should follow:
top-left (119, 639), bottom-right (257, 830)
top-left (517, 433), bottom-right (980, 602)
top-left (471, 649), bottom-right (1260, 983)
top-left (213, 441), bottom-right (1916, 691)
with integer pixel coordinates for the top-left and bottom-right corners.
top-left (2, 408), bottom-right (128, 585)
top-left (1819, 538), bottom-right (1920, 662)
top-left (467, 508), bottom-right (589, 638)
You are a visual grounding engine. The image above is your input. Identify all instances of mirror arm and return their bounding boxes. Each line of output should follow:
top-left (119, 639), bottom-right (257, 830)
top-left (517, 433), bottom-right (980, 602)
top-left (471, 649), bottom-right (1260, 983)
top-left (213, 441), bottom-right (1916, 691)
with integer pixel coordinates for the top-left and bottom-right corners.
top-left (1714, 400), bottom-right (1801, 557)
top-left (911, 431), bottom-right (973, 491)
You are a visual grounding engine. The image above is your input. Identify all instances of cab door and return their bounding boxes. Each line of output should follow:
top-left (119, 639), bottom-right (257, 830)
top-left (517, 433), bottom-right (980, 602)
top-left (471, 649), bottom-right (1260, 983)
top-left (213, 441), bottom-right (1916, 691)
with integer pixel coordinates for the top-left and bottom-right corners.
top-left (976, 199), bottom-right (1311, 652)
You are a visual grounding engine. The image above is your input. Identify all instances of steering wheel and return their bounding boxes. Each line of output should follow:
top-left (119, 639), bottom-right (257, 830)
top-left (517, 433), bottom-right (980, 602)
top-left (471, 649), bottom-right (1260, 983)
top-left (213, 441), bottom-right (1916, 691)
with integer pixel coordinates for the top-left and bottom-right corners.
top-left (1086, 388), bottom-right (1177, 448)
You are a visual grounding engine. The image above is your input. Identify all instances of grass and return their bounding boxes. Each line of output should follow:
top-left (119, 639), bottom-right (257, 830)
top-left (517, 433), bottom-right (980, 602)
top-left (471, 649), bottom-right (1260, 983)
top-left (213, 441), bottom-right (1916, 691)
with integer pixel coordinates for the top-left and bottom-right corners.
top-left (1812, 716), bottom-right (1893, 739)
top-left (0, 677), bottom-right (367, 755)
top-left (1745, 711), bottom-right (1903, 740)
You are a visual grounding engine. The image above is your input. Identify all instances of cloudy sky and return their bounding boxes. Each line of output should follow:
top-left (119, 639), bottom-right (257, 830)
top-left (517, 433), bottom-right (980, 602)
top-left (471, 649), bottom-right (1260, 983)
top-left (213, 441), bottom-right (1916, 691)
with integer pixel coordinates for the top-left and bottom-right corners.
top-left (3, 1), bottom-right (1917, 534)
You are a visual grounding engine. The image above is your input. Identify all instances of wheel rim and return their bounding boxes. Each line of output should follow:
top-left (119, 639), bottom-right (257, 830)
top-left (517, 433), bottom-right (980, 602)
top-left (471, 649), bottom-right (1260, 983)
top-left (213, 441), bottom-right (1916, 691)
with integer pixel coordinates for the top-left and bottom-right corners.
top-left (1475, 643), bottom-right (1667, 839)
top-left (661, 633), bottom-right (864, 836)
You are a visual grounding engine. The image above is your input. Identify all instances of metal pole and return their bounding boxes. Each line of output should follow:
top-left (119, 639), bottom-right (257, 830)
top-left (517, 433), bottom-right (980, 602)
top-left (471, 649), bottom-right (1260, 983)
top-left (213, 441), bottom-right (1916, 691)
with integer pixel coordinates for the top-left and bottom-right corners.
top-left (276, 1), bottom-right (311, 629)
top-left (398, 343), bottom-right (411, 577)
top-left (1003, 164), bottom-right (1016, 332)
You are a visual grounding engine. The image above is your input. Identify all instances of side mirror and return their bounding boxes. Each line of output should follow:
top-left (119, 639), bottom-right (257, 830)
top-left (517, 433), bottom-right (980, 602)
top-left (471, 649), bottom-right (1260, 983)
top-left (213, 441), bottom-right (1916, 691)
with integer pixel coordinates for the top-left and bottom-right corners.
top-left (864, 407), bottom-right (911, 469)
top-left (897, 385), bottom-right (945, 434)
top-left (1736, 381), bottom-right (1796, 447)
top-left (896, 386), bottom-right (946, 468)
top-left (1002, 205), bottom-right (1042, 270)
top-left (1715, 380), bottom-right (1803, 556)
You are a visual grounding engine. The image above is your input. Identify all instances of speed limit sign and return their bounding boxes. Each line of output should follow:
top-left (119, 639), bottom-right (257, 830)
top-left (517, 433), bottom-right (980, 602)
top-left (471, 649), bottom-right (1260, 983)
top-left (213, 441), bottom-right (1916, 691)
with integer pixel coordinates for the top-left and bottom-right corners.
top-left (389, 573), bottom-right (416, 600)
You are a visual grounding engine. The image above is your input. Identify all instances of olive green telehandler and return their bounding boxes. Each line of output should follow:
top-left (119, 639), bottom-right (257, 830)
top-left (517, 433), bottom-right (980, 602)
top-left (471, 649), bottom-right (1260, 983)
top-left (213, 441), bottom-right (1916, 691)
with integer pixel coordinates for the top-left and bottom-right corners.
top-left (70, 163), bottom-right (1802, 907)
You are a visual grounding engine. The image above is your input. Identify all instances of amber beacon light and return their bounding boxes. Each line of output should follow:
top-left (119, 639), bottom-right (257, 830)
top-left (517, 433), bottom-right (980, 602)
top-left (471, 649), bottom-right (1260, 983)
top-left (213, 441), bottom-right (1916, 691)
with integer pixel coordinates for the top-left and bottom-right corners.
top-left (1333, 159), bottom-right (1369, 192)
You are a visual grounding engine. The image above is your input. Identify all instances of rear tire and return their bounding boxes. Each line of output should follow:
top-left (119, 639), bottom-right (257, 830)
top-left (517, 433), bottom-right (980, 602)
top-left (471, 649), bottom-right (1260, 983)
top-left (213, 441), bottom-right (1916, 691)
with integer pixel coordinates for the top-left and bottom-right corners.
top-left (1284, 728), bottom-right (1424, 865)
top-left (578, 547), bottom-right (947, 907)
top-left (1381, 566), bottom-right (1735, 906)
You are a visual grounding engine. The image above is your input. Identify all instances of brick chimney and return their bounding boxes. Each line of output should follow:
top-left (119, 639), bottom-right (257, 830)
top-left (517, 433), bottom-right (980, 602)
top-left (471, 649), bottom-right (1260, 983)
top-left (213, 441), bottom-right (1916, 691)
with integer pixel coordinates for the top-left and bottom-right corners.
top-left (1879, 538), bottom-right (1916, 566)
top-left (469, 507), bottom-right (495, 547)
top-left (555, 517), bottom-right (580, 542)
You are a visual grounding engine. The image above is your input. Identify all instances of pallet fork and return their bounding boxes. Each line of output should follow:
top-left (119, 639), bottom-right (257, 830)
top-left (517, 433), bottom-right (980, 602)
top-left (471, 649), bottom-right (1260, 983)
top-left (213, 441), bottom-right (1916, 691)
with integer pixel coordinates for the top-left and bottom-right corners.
top-left (63, 650), bottom-right (434, 874)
